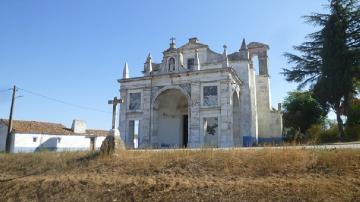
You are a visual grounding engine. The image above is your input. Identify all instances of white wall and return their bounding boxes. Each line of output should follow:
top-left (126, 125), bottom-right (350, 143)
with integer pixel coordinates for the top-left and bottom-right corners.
top-left (95, 137), bottom-right (106, 150)
top-left (232, 60), bottom-right (258, 141)
top-left (255, 76), bottom-right (283, 140)
top-left (12, 133), bottom-right (106, 153)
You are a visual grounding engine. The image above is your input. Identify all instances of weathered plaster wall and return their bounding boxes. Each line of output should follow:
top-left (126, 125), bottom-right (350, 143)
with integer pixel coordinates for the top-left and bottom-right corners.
top-left (219, 80), bottom-right (233, 147)
top-left (12, 133), bottom-right (106, 153)
top-left (141, 87), bottom-right (151, 148)
top-left (232, 92), bottom-right (241, 146)
top-left (256, 76), bottom-right (271, 111)
top-left (255, 76), bottom-right (282, 141)
top-left (119, 68), bottom-right (240, 148)
top-left (189, 82), bottom-right (201, 148)
top-left (232, 60), bottom-right (258, 145)
top-left (267, 111), bottom-right (283, 138)
top-left (0, 123), bottom-right (106, 153)
top-left (249, 67), bottom-right (259, 142)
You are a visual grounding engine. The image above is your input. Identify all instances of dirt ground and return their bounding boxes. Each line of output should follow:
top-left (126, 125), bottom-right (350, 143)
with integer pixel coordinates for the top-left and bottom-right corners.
top-left (0, 149), bottom-right (360, 202)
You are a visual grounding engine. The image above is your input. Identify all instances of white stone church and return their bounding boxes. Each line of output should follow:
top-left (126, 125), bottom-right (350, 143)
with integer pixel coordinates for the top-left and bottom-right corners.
top-left (117, 37), bottom-right (282, 149)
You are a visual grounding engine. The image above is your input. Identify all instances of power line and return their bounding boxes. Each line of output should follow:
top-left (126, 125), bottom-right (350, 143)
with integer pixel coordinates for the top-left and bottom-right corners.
top-left (17, 87), bottom-right (111, 114)
top-left (0, 89), bottom-right (11, 93)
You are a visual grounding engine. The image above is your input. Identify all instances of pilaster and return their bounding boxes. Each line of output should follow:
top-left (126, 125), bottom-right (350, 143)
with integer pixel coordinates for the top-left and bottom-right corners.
top-left (189, 82), bottom-right (201, 147)
top-left (219, 80), bottom-right (233, 147)
top-left (140, 87), bottom-right (151, 148)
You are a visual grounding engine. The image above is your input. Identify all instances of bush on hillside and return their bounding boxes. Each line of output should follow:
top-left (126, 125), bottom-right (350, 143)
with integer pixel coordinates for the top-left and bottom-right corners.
top-left (345, 99), bottom-right (360, 141)
top-left (345, 125), bottom-right (360, 141)
top-left (306, 124), bottom-right (339, 144)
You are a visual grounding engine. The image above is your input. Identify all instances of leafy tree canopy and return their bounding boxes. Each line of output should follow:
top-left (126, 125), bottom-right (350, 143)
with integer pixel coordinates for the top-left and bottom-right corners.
top-left (346, 98), bottom-right (360, 125)
top-left (283, 0), bottom-right (360, 139)
top-left (283, 91), bottom-right (327, 134)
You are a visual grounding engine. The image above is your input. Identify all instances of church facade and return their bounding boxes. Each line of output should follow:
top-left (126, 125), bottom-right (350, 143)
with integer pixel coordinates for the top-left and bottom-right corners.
top-left (118, 37), bottom-right (282, 148)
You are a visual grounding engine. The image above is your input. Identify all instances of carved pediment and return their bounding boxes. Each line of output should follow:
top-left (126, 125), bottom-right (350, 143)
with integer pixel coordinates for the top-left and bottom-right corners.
top-left (179, 42), bottom-right (208, 51)
top-left (179, 37), bottom-right (208, 51)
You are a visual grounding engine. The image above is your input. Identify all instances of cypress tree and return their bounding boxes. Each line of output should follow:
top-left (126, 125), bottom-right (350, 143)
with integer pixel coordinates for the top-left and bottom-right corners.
top-left (283, 0), bottom-right (360, 140)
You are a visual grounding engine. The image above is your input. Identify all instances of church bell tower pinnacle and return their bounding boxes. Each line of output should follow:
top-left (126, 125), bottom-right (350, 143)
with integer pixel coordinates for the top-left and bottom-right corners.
top-left (239, 38), bottom-right (249, 60)
top-left (123, 62), bottom-right (129, 79)
top-left (144, 53), bottom-right (153, 75)
top-left (222, 45), bottom-right (229, 68)
top-left (169, 37), bottom-right (176, 49)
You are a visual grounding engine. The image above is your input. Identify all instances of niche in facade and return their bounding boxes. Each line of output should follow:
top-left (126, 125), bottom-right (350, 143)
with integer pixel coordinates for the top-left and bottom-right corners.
top-left (203, 86), bottom-right (218, 107)
top-left (129, 92), bottom-right (141, 111)
top-left (203, 117), bottom-right (219, 147)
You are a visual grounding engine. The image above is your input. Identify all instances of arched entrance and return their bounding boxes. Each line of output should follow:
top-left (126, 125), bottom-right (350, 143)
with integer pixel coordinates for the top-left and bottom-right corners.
top-left (152, 88), bottom-right (189, 148)
top-left (232, 91), bottom-right (241, 146)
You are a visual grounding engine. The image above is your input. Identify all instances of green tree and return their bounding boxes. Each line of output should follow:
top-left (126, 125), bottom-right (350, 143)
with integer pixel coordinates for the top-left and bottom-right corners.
top-left (283, 0), bottom-right (360, 140)
top-left (347, 98), bottom-right (360, 125)
top-left (283, 91), bottom-right (327, 141)
top-left (345, 98), bottom-right (360, 140)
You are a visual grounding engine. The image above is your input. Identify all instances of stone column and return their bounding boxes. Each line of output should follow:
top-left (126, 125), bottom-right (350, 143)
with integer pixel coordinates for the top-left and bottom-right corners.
top-left (250, 69), bottom-right (259, 144)
top-left (239, 85), bottom-right (252, 140)
top-left (189, 82), bottom-right (201, 148)
top-left (219, 80), bottom-right (233, 147)
top-left (140, 87), bottom-right (151, 148)
top-left (119, 88), bottom-right (128, 147)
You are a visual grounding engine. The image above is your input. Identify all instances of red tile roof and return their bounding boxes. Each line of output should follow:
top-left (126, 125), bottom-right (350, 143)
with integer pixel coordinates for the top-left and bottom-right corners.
top-left (0, 119), bottom-right (108, 136)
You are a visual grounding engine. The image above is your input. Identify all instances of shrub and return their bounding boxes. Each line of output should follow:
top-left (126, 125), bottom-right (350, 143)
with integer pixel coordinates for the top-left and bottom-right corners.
top-left (345, 99), bottom-right (360, 141)
top-left (345, 124), bottom-right (360, 141)
top-left (319, 125), bottom-right (339, 143)
top-left (306, 124), bottom-right (323, 144)
top-left (283, 127), bottom-right (307, 144)
top-left (307, 124), bottom-right (339, 144)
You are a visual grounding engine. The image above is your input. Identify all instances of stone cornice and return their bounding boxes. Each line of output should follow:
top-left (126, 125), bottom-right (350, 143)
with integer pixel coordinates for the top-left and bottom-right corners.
top-left (118, 67), bottom-right (243, 86)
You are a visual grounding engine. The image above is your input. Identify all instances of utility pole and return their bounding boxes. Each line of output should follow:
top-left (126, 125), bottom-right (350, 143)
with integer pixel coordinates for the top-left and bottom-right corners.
top-left (5, 85), bottom-right (16, 153)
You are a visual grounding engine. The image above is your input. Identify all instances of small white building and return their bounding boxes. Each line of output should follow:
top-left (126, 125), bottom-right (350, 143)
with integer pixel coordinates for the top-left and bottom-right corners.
top-left (0, 119), bottom-right (107, 153)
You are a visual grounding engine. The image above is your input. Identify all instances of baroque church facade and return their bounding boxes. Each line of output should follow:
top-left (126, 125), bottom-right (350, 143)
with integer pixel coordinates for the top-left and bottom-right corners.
top-left (118, 37), bottom-right (282, 148)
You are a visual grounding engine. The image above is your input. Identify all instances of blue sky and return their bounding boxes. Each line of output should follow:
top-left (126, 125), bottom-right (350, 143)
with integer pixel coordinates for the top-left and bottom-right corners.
top-left (0, 0), bottom-right (329, 130)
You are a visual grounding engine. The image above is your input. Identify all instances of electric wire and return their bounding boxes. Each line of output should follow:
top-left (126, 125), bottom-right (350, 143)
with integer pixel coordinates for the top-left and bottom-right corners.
top-left (17, 87), bottom-right (111, 114)
top-left (0, 89), bottom-right (11, 93)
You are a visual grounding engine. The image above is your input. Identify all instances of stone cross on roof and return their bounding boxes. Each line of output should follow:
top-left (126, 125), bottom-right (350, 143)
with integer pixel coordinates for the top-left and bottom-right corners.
top-left (169, 37), bottom-right (176, 49)
top-left (170, 37), bottom-right (176, 44)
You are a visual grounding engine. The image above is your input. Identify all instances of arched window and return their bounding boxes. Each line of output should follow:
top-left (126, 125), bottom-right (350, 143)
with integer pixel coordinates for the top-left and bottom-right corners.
top-left (168, 57), bottom-right (175, 72)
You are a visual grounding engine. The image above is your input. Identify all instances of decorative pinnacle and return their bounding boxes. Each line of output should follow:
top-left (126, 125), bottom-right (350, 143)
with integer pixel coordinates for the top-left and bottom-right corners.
top-left (222, 45), bottom-right (229, 68)
top-left (223, 45), bottom-right (228, 55)
top-left (240, 38), bottom-right (247, 50)
top-left (145, 53), bottom-right (153, 74)
top-left (146, 53), bottom-right (152, 61)
top-left (123, 62), bottom-right (129, 79)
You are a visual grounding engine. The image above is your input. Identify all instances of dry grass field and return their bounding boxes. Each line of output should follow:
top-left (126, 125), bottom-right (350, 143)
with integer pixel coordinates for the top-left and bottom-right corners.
top-left (0, 148), bottom-right (360, 202)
